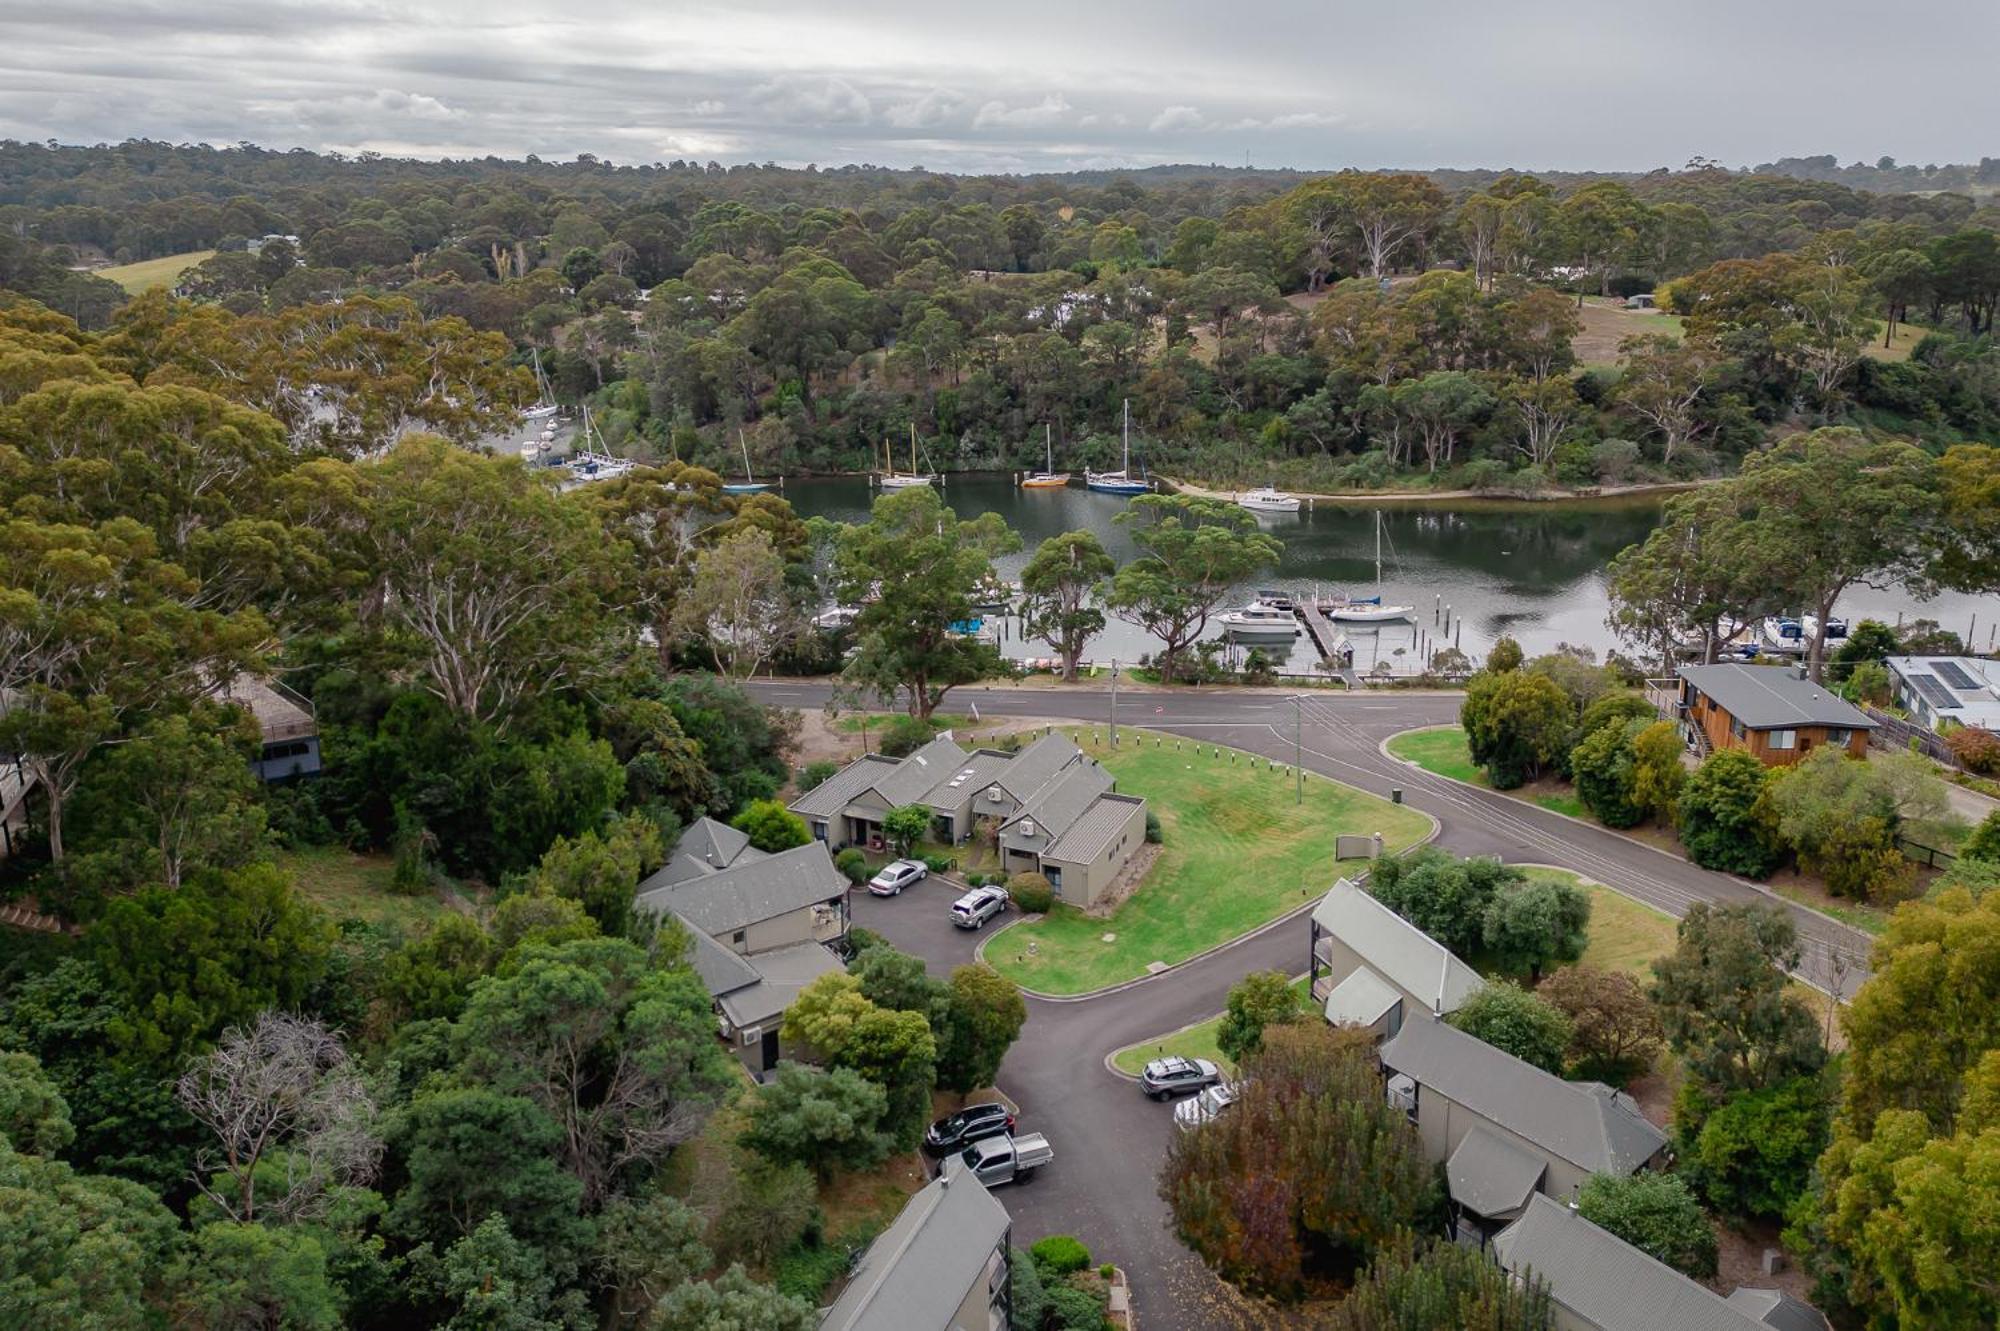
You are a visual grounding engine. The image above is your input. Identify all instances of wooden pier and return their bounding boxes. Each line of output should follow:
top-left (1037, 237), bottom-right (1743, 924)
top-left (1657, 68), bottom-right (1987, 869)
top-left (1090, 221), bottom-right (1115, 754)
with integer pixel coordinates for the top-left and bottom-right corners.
top-left (1295, 603), bottom-right (1361, 687)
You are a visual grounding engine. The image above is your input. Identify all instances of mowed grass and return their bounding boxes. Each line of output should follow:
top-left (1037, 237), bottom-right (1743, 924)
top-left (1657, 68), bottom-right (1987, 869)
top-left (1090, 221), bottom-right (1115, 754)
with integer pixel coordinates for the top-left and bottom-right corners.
top-left (278, 845), bottom-right (454, 931)
top-left (1110, 976), bottom-right (1314, 1077)
top-left (95, 249), bottom-right (215, 294)
top-left (1389, 725), bottom-right (1585, 818)
top-left (983, 736), bottom-right (1432, 994)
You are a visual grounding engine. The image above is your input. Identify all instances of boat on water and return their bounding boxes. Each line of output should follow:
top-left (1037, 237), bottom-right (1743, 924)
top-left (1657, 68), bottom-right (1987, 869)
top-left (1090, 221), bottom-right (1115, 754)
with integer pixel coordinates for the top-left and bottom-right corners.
top-left (723, 430), bottom-right (770, 494)
top-left (1759, 614), bottom-right (1848, 655)
top-left (1253, 588), bottom-right (1297, 612)
top-left (521, 350), bottom-right (559, 421)
top-left (1086, 400), bottom-right (1151, 495)
top-left (880, 425), bottom-right (939, 490)
top-left (1326, 512), bottom-right (1417, 623)
top-left (554, 407), bottom-right (635, 488)
top-left (1218, 604), bottom-right (1302, 641)
top-left (1237, 486), bottom-right (1302, 514)
top-left (1021, 424), bottom-right (1071, 488)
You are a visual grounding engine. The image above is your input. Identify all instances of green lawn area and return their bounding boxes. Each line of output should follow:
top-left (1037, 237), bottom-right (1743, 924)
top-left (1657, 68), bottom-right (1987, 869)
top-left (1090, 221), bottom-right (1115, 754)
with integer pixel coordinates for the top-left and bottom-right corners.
top-left (278, 846), bottom-right (455, 931)
top-left (1110, 977), bottom-right (1314, 1077)
top-left (1388, 725), bottom-right (1585, 818)
top-left (95, 249), bottom-right (214, 294)
top-left (983, 736), bottom-right (1432, 994)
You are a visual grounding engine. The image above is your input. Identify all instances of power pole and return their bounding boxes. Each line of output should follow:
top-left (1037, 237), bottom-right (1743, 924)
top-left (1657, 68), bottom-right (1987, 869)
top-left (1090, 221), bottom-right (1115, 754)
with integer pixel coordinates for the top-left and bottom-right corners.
top-left (1109, 658), bottom-right (1119, 748)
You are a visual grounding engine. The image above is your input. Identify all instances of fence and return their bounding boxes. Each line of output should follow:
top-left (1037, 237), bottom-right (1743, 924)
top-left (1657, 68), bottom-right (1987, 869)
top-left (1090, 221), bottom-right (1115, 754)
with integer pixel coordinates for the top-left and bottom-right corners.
top-left (1862, 706), bottom-right (1962, 768)
top-left (1900, 837), bottom-right (1958, 869)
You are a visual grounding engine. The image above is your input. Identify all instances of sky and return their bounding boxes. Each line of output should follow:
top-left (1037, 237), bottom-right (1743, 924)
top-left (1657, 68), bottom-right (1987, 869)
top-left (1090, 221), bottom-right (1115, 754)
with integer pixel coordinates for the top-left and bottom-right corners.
top-left (3, 0), bottom-right (1996, 175)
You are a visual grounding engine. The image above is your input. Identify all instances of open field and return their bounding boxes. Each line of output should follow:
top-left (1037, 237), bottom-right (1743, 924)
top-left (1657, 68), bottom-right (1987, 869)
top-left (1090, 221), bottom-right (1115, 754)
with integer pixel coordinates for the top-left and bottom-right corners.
top-left (984, 734), bottom-right (1432, 994)
top-left (1110, 976), bottom-right (1315, 1077)
top-left (1386, 725), bottom-right (1582, 817)
top-left (93, 249), bottom-right (214, 293)
top-left (278, 846), bottom-right (457, 931)
top-left (1573, 296), bottom-right (1686, 367)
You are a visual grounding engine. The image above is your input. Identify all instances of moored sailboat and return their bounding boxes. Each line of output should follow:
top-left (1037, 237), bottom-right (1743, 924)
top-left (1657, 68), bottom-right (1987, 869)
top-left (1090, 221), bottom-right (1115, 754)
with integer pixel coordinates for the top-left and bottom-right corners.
top-left (1085, 400), bottom-right (1150, 495)
top-left (1021, 424), bottom-right (1070, 488)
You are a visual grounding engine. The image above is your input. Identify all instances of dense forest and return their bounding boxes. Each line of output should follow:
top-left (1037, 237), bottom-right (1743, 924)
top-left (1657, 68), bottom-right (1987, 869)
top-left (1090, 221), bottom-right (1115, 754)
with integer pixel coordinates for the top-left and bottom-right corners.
top-left (4, 140), bottom-right (1999, 492)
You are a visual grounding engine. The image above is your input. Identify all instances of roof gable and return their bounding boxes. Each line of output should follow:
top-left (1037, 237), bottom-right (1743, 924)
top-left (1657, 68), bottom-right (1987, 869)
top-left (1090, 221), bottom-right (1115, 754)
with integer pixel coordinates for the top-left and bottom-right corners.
top-left (820, 1170), bottom-right (1010, 1331)
top-left (1001, 762), bottom-right (1114, 840)
top-left (1312, 879), bottom-right (1485, 1015)
top-left (869, 737), bottom-right (970, 806)
top-left (1380, 1016), bottom-right (1667, 1175)
top-left (991, 732), bottom-right (1084, 802)
top-left (789, 754), bottom-right (904, 818)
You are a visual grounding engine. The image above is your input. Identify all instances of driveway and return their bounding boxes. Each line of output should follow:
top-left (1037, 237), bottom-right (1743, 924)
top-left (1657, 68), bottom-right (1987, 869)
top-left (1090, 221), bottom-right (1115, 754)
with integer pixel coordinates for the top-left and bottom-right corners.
top-left (760, 681), bottom-right (1876, 1330)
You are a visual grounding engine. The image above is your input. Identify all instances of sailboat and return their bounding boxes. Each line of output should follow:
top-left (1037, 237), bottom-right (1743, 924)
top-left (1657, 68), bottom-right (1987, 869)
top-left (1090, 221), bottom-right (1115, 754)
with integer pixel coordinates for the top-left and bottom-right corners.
top-left (722, 430), bottom-right (770, 494)
top-left (880, 424), bottom-right (937, 489)
top-left (558, 406), bottom-right (634, 489)
top-left (1085, 400), bottom-right (1151, 495)
top-left (1327, 511), bottom-right (1416, 623)
top-left (1021, 424), bottom-right (1070, 488)
top-left (521, 348), bottom-right (559, 422)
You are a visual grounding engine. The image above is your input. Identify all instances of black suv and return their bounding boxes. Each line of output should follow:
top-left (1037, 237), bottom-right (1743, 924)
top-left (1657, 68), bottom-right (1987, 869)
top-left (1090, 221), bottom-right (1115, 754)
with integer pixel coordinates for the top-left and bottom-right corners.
top-left (923, 1102), bottom-right (1016, 1154)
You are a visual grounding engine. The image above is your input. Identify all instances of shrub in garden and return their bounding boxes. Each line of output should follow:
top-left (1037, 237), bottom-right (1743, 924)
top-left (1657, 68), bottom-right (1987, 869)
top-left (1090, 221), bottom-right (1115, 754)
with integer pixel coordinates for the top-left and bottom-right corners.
top-left (877, 714), bottom-right (935, 758)
top-left (1007, 872), bottom-right (1054, 914)
top-left (1030, 1234), bottom-right (1091, 1277)
top-left (1677, 749), bottom-right (1783, 877)
top-left (1945, 725), bottom-right (2000, 775)
top-left (833, 848), bottom-right (868, 885)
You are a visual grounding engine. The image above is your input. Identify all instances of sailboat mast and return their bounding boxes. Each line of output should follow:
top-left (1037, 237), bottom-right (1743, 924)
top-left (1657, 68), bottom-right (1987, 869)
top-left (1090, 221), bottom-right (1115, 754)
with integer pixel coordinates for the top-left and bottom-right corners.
top-left (739, 430), bottom-right (753, 484)
top-left (1374, 511), bottom-right (1383, 587)
top-left (909, 422), bottom-right (917, 476)
top-left (1122, 399), bottom-right (1130, 472)
top-left (1045, 422), bottom-right (1053, 473)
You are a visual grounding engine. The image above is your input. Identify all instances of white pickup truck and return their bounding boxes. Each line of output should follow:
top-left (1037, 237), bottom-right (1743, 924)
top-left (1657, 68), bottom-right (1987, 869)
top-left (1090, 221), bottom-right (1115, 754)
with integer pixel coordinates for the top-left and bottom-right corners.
top-left (956, 1132), bottom-right (1053, 1187)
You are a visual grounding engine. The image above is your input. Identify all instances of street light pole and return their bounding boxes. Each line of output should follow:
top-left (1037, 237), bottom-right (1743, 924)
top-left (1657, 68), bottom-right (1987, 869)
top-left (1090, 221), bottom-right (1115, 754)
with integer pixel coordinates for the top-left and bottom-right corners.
top-left (1291, 695), bottom-right (1303, 805)
top-left (1109, 657), bottom-right (1119, 748)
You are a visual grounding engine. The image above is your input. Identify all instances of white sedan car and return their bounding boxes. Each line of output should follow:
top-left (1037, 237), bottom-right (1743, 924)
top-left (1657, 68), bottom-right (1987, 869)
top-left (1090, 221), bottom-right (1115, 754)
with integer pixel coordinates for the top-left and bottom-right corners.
top-left (867, 858), bottom-right (929, 896)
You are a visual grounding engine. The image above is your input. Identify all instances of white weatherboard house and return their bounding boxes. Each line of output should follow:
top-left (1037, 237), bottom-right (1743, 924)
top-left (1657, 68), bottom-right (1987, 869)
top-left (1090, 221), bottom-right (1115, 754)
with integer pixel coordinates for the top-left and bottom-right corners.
top-left (791, 733), bottom-right (1148, 909)
top-left (1884, 655), bottom-right (2000, 732)
top-left (634, 817), bottom-right (849, 1078)
top-left (1308, 877), bottom-right (1485, 1036)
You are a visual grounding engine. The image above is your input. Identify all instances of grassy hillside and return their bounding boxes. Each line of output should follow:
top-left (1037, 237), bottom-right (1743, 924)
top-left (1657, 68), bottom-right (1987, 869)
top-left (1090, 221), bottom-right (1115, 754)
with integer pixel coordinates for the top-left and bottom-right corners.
top-left (94, 249), bottom-right (214, 294)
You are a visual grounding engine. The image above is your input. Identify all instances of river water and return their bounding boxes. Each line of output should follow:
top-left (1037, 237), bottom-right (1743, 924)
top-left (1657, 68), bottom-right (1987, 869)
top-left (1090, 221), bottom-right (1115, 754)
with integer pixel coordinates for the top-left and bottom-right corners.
top-left (779, 474), bottom-right (1995, 674)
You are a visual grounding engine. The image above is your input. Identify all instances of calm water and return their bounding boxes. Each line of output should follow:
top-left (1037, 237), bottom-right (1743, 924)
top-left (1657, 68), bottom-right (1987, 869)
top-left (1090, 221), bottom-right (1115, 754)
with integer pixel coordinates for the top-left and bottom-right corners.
top-left (781, 474), bottom-right (1998, 673)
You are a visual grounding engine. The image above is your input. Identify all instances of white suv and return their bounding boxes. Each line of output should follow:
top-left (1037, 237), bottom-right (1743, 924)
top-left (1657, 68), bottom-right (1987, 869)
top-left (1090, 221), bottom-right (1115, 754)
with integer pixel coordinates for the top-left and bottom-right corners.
top-left (950, 886), bottom-right (1010, 929)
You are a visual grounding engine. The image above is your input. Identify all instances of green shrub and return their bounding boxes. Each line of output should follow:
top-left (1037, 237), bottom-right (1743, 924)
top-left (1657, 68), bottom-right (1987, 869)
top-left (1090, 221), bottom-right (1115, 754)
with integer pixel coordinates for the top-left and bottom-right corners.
top-left (797, 760), bottom-right (839, 793)
top-left (1678, 750), bottom-right (1783, 877)
top-left (1447, 981), bottom-right (1573, 1074)
top-left (833, 848), bottom-right (868, 886)
top-left (1144, 810), bottom-right (1163, 843)
top-left (773, 1236), bottom-right (858, 1301)
top-left (1030, 1234), bottom-right (1091, 1276)
top-left (1044, 1283), bottom-right (1110, 1331)
top-left (1576, 1172), bottom-right (1717, 1279)
top-left (1683, 1074), bottom-right (1832, 1222)
top-left (1965, 810), bottom-right (2000, 864)
top-left (1571, 719), bottom-right (1644, 828)
top-left (1008, 1248), bottom-right (1047, 1331)
top-left (919, 852), bottom-right (955, 874)
top-left (878, 715), bottom-right (936, 758)
top-left (1007, 872), bottom-right (1054, 914)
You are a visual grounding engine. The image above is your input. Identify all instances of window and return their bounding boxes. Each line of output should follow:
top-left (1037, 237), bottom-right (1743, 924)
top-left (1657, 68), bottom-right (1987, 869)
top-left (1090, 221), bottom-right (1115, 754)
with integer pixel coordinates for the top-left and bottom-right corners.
top-left (732, 930), bottom-right (746, 946)
top-left (1826, 728), bottom-right (1852, 746)
top-left (1730, 717), bottom-right (1746, 740)
top-left (1769, 729), bottom-right (1797, 750)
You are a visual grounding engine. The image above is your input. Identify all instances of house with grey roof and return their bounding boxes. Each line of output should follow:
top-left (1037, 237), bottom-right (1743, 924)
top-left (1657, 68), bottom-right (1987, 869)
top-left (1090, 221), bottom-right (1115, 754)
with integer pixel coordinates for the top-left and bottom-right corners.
top-left (1492, 1195), bottom-right (1817, 1331)
top-left (792, 731), bottom-right (1148, 908)
top-left (637, 832), bottom-right (851, 1079)
top-left (1723, 1287), bottom-right (1832, 1331)
top-left (1308, 878), bottom-right (1485, 1037)
top-left (1379, 1016), bottom-right (1668, 1238)
top-left (1884, 654), bottom-right (2000, 733)
top-left (1674, 663), bottom-right (1874, 766)
top-left (819, 1166), bottom-right (1012, 1331)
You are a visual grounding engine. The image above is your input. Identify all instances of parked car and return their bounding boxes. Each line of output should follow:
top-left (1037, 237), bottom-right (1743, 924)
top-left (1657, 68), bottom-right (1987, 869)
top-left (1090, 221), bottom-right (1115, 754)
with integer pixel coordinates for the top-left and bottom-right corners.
top-left (957, 1132), bottom-right (1053, 1187)
top-left (950, 886), bottom-right (1009, 929)
top-left (1140, 1055), bottom-right (1221, 1100)
top-left (923, 1102), bottom-right (1016, 1154)
top-left (867, 858), bottom-right (929, 896)
top-left (1173, 1081), bottom-right (1240, 1131)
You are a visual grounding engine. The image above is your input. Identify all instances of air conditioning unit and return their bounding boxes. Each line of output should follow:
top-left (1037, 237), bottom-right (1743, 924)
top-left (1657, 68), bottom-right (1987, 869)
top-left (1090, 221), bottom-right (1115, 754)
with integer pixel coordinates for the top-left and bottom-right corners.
top-left (1020, 819), bottom-right (1036, 837)
top-left (986, 785), bottom-right (1005, 804)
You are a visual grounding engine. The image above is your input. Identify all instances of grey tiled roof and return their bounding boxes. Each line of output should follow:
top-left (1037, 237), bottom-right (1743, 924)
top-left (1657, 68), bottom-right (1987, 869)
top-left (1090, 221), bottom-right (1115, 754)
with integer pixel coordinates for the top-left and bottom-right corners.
top-left (1380, 1016), bottom-right (1667, 1176)
top-left (1679, 664), bottom-right (1876, 731)
top-left (654, 817), bottom-right (764, 887)
top-left (870, 736), bottom-right (969, 806)
top-left (1322, 968), bottom-right (1402, 1027)
top-left (1001, 761), bottom-right (1114, 843)
top-left (636, 840), bottom-right (845, 936)
top-left (789, 754), bottom-right (903, 819)
top-left (990, 732), bottom-right (1083, 802)
top-left (680, 915), bottom-right (761, 997)
top-left (1446, 1124), bottom-right (1547, 1218)
top-left (820, 1169), bottom-right (1010, 1331)
top-left (1044, 793), bottom-right (1144, 863)
top-left (1312, 879), bottom-right (1485, 1016)
top-left (1725, 1288), bottom-right (1832, 1331)
top-left (715, 941), bottom-right (847, 1030)
top-left (1493, 1196), bottom-right (1769, 1331)
top-left (923, 749), bottom-right (1016, 810)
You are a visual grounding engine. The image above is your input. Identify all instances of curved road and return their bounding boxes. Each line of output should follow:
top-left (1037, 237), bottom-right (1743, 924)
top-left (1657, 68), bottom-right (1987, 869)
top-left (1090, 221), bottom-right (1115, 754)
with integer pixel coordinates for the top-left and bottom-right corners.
top-left (752, 681), bottom-right (1874, 1330)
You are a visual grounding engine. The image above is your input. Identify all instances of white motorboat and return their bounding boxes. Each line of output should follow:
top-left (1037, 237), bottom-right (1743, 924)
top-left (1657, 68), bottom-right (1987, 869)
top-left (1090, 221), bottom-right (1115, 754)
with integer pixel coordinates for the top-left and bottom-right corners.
top-left (1326, 512), bottom-right (1415, 623)
top-left (1253, 588), bottom-right (1296, 612)
top-left (1218, 604), bottom-right (1302, 640)
top-left (1086, 400), bottom-right (1151, 495)
top-left (1237, 486), bottom-right (1301, 514)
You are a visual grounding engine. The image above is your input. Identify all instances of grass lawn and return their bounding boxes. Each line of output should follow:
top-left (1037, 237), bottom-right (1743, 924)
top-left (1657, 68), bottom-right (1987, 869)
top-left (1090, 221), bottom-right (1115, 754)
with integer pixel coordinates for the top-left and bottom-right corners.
top-left (95, 249), bottom-right (214, 293)
top-left (1110, 977), bottom-right (1314, 1077)
top-left (1388, 725), bottom-right (1586, 819)
top-left (1768, 876), bottom-right (1891, 936)
top-left (983, 736), bottom-right (1432, 994)
top-left (278, 845), bottom-right (455, 931)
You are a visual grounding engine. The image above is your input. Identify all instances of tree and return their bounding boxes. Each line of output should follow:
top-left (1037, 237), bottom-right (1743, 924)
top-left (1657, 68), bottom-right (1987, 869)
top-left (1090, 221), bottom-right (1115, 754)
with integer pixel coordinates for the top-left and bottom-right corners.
top-left (1965, 810), bottom-right (2000, 864)
top-left (455, 938), bottom-right (733, 1208)
top-left (781, 972), bottom-right (937, 1147)
top-left (644, 1264), bottom-right (815, 1331)
top-left (1389, 371), bottom-right (1493, 472)
top-left (0, 1049), bottom-right (76, 1156)
top-left (1928, 443), bottom-right (2000, 596)
top-left (1733, 429), bottom-right (1939, 681)
top-left (1460, 669), bottom-right (1571, 789)
top-left (706, 1157), bottom-right (815, 1272)
top-left (1763, 747), bottom-right (1953, 901)
top-left (1575, 1172), bottom-right (1717, 1279)
top-left (835, 487), bottom-right (1019, 719)
top-left (730, 799), bottom-right (810, 853)
top-left (1330, 1231), bottom-right (1554, 1331)
top-left (1216, 970), bottom-right (1303, 1065)
top-left (1604, 487), bottom-right (1763, 669)
top-left (1569, 719), bottom-right (1645, 828)
top-left (1018, 530), bottom-right (1114, 682)
top-left (937, 963), bottom-right (1027, 1093)
top-left (67, 710), bottom-right (268, 891)
top-left (739, 1062), bottom-right (892, 1180)
top-left (1683, 1073), bottom-right (1831, 1221)
top-left (171, 1221), bottom-right (341, 1331)
top-left (1107, 494), bottom-right (1280, 683)
top-left (1629, 721), bottom-right (1686, 825)
top-left (1340, 173), bottom-right (1449, 278)
top-left (881, 803), bottom-right (931, 856)
top-left (175, 1012), bottom-right (380, 1224)
top-left (1448, 981), bottom-right (1573, 1074)
top-left (1486, 637), bottom-right (1524, 674)
top-left (1159, 1024), bottom-right (1435, 1299)
top-left (1648, 903), bottom-right (1825, 1095)
top-left (596, 1192), bottom-right (711, 1327)
top-left (672, 528), bottom-right (798, 678)
top-left (519, 814), bottom-right (663, 940)
top-left (0, 1139), bottom-right (184, 1328)
top-left (1613, 335), bottom-right (1722, 465)
top-left (1368, 848), bottom-right (1523, 958)
top-left (388, 1087), bottom-right (589, 1259)
top-left (432, 1212), bottom-right (582, 1331)
top-left (1480, 877), bottom-right (1591, 981)
top-left (1677, 750), bottom-right (1783, 877)
top-left (1539, 966), bottom-right (1662, 1081)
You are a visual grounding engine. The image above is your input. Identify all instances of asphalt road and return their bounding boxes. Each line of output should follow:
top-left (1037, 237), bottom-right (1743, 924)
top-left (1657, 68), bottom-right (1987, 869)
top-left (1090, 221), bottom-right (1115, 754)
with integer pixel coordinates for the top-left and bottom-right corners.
top-left (754, 680), bottom-right (1875, 1329)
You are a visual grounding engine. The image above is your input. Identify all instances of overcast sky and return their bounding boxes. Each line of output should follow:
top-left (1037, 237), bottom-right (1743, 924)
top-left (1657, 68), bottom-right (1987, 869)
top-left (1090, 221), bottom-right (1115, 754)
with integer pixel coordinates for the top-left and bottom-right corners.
top-left (3, 0), bottom-right (1996, 174)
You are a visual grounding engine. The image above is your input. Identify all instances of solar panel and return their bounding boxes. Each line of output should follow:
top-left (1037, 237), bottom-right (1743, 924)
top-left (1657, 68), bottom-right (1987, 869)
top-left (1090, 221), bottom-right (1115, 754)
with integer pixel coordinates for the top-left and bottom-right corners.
top-left (1907, 675), bottom-right (1961, 710)
top-left (1930, 660), bottom-right (1980, 691)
